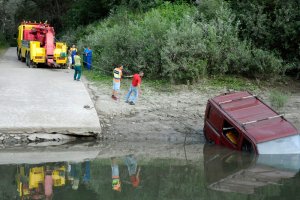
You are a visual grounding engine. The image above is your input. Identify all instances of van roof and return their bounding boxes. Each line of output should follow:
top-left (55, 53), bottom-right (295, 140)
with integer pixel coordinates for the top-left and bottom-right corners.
top-left (211, 91), bottom-right (298, 144)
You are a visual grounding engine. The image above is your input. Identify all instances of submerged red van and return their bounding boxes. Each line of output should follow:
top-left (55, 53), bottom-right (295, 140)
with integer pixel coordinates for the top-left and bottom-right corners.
top-left (203, 91), bottom-right (300, 154)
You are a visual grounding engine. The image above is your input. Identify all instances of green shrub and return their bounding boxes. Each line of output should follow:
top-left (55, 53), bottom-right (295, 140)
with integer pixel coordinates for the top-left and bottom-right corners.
top-left (62, 1), bottom-right (285, 83)
top-left (0, 33), bottom-right (7, 48)
top-left (229, 0), bottom-right (300, 65)
top-left (161, 2), bottom-right (283, 81)
top-left (161, 17), bottom-right (208, 82)
top-left (196, 0), bottom-right (223, 20)
top-left (76, 3), bottom-right (195, 77)
top-left (269, 90), bottom-right (289, 110)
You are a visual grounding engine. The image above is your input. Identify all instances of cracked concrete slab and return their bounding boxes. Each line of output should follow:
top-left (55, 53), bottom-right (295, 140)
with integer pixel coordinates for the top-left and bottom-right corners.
top-left (0, 48), bottom-right (101, 135)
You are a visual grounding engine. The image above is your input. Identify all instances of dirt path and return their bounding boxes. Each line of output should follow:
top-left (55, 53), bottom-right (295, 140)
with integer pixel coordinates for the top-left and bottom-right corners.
top-left (85, 77), bottom-right (300, 142)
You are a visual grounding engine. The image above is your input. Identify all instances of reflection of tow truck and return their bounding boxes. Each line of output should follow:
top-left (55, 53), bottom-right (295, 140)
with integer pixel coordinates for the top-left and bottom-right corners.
top-left (203, 91), bottom-right (300, 154)
top-left (17, 21), bottom-right (67, 68)
top-left (29, 166), bottom-right (45, 190)
top-left (16, 164), bottom-right (66, 199)
top-left (16, 166), bottom-right (30, 198)
top-left (52, 166), bottom-right (66, 186)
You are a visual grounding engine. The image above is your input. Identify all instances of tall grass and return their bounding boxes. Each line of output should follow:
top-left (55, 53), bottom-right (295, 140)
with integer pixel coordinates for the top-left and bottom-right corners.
top-left (269, 90), bottom-right (289, 110)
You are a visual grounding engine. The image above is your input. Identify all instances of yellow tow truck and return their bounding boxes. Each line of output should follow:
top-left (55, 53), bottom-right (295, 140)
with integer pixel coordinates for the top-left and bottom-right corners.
top-left (17, 21), bottom-right (67, 68)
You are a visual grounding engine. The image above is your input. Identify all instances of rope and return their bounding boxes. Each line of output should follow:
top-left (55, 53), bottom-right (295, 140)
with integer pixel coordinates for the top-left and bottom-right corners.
top-left (81, 59), bottom-right (132, 77)
top-left (79, 59), bottom-right (112, 74)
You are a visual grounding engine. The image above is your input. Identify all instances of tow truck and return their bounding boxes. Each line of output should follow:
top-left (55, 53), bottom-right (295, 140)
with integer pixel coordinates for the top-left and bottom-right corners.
top-left (17, 21), bottom-right (67, 68)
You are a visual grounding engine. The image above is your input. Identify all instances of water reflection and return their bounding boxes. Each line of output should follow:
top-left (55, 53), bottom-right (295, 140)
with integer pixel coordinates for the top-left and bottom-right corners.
top-left (111, 155), bottom-right (141, 192)
top-left (203, 144), bottom-right (300, 195)
top-left (0, 143), bottom-right (300, 199)
top-left (12, 155), bottom-right (157, 199)
top-left (16, 161), bottom-right (91, 199)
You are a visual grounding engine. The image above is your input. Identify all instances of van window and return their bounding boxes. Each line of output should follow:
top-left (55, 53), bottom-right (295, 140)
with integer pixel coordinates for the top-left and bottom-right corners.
top-left (222, 120), bottom-right (239, 146)
top-left (208, 108), bottom-right (223, 131)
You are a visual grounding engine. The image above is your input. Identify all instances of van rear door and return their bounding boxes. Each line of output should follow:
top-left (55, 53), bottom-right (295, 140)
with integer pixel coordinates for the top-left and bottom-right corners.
top-left (204, 104), bottom-right (223, 144)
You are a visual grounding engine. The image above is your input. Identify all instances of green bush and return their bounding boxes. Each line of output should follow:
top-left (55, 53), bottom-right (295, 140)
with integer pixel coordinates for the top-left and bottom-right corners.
top-left (76, 3), bottom-right (195, 77)
top-left (63, 1), bottom-right (285, 83)
top-left (269, 90), bottom-right (289, 110)
top-left (0, 33), bottom-right (8, 48)
top-left (161, 17), bottom-right (208, 82)
top-left (161, 2), bottom-right (283, 81)
top-left (229, 0), bottom-right (300, 65)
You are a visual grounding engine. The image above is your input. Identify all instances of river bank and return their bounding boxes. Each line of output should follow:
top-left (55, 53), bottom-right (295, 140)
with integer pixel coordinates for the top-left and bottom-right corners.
top-left (84, 73), bottom-right (300, 143)
top-left (0, 66), bottom-right (299, 147)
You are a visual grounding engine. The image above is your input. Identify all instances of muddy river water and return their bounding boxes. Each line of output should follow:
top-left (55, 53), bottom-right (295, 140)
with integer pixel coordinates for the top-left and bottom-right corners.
top-left (0, 141), bottom-right (299, 200)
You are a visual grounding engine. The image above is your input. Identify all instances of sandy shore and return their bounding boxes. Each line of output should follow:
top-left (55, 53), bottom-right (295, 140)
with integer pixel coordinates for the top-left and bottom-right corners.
top-left (85, 77), bottom-right (300, 143)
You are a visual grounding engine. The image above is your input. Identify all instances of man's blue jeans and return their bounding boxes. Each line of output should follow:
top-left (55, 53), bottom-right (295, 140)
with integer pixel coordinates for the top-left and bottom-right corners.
top-left (125, 85), bottom-right (138, 103)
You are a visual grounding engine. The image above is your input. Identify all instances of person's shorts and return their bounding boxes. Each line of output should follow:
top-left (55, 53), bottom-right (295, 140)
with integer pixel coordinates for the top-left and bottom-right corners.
top-left (111, 164), bottom-right (119, 177)
top-left (68, 57), bottom-right (72, 64)
top-left (113, 81), bottom-right (120, 91)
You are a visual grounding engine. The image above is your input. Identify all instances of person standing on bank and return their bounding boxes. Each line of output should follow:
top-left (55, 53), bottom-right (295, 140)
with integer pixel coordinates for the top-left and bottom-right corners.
top-left (86, 47), bottom-right (92, 70)
top-left (112, 65), bottom-right (123, 100)
top-left (70, 45), bottom-right (77, 68)
top-left (73, 52), bottom-right (82, 81)
top-left (125, 71), bottom-right (144, 105)
top-left (67, 49), bottom-right (72, 69)
top-left (83, 47), bottom-right (88, 68)
top-left (111, 157), bottom-right (121, 192)
top-left (124, 155), bottom-right (141, 188)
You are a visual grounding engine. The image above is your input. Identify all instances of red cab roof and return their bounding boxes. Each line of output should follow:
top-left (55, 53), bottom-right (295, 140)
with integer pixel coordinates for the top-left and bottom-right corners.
top-left (212, 91), bottom-right (298, 143)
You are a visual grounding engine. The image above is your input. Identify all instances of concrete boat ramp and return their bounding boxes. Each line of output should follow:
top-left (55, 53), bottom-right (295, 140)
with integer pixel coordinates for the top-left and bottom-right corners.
top-left (0, 48), bottom-right (101, 136)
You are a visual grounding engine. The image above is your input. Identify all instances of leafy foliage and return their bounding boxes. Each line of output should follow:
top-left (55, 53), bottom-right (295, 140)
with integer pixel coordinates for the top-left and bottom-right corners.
top-left (229, 0), bottom-right (300, 65)
top-left (0, 33), bottom-right (7, 47)
top-left (269, 90), bottom-right (289, 110)
top-left (0, 0), bottom-right (298, 82)
top-left (71, 2), bottom-right (283, 82)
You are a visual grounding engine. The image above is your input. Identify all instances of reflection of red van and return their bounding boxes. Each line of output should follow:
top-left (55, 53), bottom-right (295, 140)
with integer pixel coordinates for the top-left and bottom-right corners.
top-left (203, 91), bottom-right (300, 154)
top-left (203, 144), bottom-right (300, 194)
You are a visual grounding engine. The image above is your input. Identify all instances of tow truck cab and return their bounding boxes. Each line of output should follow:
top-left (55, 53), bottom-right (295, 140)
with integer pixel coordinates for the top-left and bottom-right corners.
top-left (203, 91), bottom-right (300, 154)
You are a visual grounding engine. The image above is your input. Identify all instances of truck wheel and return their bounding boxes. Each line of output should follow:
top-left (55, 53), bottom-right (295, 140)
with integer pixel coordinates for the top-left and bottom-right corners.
top-left (19, 51), bottom-right (25, 62)
top-left (17, 48), bottom-right (21, 60)
top-left (26, 52), bottom-right (31, 67)
top-left (17, 51), bottom-right (21, 61)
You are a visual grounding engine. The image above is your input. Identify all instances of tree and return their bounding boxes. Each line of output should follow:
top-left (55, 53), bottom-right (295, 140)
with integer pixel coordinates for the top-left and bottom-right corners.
top-left (228, 0), bottom-right (300, 64)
